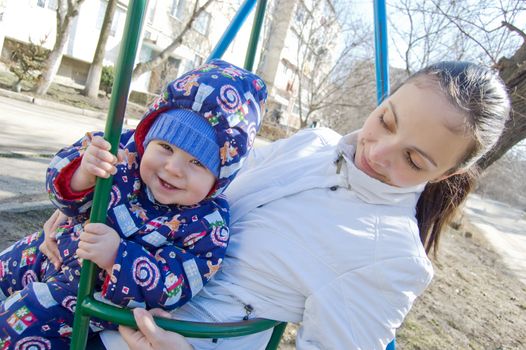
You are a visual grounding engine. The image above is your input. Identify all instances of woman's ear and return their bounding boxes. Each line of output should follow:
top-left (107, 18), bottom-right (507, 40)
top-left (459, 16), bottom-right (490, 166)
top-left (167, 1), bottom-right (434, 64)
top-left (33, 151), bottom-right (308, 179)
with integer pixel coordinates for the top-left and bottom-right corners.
top-left (430, 167), bottom-right (469, 183)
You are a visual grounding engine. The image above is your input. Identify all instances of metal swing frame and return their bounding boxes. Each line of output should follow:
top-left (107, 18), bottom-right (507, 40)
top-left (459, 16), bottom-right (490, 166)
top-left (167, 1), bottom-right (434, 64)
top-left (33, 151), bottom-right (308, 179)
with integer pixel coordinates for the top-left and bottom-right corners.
top-left (69, 0), bottom-right (394, 349)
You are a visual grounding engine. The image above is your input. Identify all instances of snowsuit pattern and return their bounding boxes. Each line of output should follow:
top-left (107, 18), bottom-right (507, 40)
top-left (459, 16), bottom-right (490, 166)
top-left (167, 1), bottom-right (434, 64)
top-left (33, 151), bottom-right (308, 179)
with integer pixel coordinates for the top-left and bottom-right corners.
top-left (0, 59), bottom-right (267, 349)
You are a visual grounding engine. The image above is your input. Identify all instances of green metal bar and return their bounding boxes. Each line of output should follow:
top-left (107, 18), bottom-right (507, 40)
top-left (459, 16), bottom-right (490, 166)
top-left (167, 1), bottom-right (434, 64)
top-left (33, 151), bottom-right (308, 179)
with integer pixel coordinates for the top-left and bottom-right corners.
top-left (80, 296), bottom-right (281, 338)
top-left (70, 0), bottom-right (147, 348)
top-left (265, 322), bottom-right (287, 350)
top-left (244, 0), bottom-right (268, 71)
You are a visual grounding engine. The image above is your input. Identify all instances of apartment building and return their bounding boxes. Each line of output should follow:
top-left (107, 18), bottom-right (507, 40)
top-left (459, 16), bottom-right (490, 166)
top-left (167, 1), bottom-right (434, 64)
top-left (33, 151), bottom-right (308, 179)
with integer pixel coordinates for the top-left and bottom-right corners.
top-left (0, 0), bottom-right (342, 131)
top-left (0, 0), bottom-right (251, 93)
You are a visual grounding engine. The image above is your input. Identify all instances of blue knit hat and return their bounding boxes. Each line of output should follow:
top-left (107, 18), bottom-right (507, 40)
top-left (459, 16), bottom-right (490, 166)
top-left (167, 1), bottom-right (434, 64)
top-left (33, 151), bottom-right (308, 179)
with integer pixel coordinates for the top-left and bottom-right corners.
top-left (135, 59), bottom-right (268, 197)
top-left (143, 109), bottom-right (220, 177)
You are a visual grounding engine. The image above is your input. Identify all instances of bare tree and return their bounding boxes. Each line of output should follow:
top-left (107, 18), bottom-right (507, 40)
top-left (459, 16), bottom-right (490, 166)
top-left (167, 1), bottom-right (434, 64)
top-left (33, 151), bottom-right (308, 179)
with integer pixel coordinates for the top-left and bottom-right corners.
top-left (34, 0), bottom-right (86, 96)
top-left (289, 0), bottom-right (374, 129)
top-left (388, 0), bottom-right (526, 170)
top-left (131, 0), bottom-right (215, 81)
top-left (83, 0), bottom-right (118, 98)
top-left (388, 0), bottom-right (462, 73)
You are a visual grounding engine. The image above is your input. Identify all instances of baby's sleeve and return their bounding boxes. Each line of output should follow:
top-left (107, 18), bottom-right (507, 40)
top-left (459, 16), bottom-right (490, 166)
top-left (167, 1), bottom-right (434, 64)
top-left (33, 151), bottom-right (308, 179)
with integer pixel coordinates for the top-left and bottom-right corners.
top-left (45, 131), bottom-right (103, 216)
top-left (46, 130), bottom-right (134, 217)
top-left (101, 205), bottom-right (230, 310)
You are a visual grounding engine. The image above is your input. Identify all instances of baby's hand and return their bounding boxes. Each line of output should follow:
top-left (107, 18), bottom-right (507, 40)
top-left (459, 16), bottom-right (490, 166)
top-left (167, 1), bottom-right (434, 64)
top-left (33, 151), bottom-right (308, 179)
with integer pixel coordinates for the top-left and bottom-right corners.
top-left (39, 209), bottom-right (67, 270)
top-left (78, 222), bottom-right (120, 273)
top-left (71, 134), bottom-right (119, 191)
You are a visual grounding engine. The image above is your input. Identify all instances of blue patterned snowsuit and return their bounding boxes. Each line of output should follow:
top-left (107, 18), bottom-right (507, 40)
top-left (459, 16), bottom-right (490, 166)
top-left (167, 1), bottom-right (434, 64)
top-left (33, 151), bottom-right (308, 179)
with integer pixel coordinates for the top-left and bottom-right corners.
top-left (0, 59), bottom-right (267, 350)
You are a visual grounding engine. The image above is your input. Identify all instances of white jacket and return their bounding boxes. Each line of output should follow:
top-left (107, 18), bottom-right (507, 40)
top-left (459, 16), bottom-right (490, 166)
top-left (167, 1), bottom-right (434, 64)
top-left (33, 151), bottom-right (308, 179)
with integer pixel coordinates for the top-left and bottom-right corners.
top-left (102, 128), bottom-right (434, 350)
top-left (207, 127), bottom-right (434, 349)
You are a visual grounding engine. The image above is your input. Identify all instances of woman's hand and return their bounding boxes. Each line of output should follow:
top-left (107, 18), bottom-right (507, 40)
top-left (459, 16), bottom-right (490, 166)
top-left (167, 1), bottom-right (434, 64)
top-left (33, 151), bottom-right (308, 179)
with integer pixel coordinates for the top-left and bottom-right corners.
top-left (119, 308), bottom-right (194, 350)
top-left (77, 223), bottom-right (120, 273)
top-left (39, 209), bottom-right (66, 270)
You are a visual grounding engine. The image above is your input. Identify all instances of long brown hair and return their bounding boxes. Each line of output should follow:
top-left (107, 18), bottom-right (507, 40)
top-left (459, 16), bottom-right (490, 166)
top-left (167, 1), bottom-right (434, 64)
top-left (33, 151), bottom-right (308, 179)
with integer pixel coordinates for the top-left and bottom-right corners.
top-left (417, 169), bottom-right (477, 255)
top-left (407, 62), bottom-right (510, 255)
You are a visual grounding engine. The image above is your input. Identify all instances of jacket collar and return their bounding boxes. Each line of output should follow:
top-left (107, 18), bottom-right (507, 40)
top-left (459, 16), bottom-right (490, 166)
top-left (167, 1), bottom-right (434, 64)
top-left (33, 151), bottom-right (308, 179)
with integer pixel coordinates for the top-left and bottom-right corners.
top-left (336, 131), bottom-right (425, 208)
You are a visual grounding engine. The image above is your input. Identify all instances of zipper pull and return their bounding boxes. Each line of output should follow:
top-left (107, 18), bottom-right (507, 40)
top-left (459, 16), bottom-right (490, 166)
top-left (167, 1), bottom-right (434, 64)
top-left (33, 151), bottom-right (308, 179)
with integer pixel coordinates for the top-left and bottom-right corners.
top-left (335, 152), bottom-right (344, 174)
top-left (243, 304), bottom-right (254, 320)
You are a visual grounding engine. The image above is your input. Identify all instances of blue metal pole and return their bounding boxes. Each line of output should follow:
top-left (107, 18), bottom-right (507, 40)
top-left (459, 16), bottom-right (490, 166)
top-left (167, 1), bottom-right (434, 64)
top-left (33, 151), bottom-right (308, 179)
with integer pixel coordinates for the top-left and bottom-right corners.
top-left (207, 0), bottom-right (257, 61)
top-left (373, 0), bottom-right (389, 104)
top-left (386, 338), bottom-right (396, 350)
top-left (374, 2), bottom-right (395, 349)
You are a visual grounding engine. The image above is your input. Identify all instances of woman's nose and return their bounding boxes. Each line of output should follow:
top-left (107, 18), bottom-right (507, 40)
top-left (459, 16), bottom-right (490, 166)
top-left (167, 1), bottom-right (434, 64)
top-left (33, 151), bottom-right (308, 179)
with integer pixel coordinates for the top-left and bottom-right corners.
top-left (369, 141), bottom-right (393, 168)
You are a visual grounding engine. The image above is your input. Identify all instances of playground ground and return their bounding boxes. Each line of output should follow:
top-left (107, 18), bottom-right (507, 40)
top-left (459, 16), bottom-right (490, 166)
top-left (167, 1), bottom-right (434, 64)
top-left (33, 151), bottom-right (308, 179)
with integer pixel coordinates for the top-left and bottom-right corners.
top-left (0, 88), bottom-right (524, 349)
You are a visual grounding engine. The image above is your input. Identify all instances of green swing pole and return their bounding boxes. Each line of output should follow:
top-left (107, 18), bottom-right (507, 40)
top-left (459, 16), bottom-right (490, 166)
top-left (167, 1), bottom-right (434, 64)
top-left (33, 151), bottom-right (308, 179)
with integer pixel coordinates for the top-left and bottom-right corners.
top-left (244, 0), bottom-right (267, 71)
top-left (70, 0), bottom-right (147, 348)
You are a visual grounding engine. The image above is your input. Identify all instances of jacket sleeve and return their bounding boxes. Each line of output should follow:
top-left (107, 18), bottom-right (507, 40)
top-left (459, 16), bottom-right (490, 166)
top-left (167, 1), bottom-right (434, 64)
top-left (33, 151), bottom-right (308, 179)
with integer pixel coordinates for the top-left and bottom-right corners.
top-left (101, 207), bottom-right (230, 311)
top-left (46, 130), bottom-right (135, 217)
top-left (295, 257), bottom-right (433, 350)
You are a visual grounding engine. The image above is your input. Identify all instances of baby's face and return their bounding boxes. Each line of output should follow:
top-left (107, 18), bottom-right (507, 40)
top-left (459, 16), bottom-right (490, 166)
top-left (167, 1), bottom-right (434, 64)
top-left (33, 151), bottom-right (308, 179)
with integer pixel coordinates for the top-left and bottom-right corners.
top-left (140, 140), bottom-right (216, 205)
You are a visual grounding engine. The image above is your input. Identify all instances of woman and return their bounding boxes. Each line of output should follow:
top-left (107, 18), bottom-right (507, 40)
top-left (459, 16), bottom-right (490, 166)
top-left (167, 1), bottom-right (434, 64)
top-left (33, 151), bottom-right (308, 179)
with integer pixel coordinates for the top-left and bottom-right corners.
top-left (46, 61), bottom-right (510, 349)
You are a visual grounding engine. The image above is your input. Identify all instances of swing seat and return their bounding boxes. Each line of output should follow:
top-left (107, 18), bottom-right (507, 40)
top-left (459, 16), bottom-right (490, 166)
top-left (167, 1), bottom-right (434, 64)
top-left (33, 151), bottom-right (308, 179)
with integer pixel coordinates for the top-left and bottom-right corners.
top-left (80, 295), bottom-right (286, 350)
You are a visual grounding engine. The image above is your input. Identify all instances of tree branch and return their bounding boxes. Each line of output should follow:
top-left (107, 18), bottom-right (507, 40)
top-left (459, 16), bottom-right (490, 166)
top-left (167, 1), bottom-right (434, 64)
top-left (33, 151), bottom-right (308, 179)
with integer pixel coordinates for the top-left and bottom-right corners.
top-left (501, 21), bottom-right (526, 42)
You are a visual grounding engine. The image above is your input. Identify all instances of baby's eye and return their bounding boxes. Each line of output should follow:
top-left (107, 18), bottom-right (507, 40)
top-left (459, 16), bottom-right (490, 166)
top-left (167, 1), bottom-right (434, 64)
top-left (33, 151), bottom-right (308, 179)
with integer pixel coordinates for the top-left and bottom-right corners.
top-left (190, 159), bottom-right (205, 168)
top-left (159, 143), bottom-right (172, 151)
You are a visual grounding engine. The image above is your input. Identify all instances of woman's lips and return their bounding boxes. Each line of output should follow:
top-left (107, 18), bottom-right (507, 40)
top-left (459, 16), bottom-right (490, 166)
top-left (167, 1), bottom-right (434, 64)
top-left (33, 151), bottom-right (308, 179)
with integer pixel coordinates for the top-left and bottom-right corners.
top-left (359, 152), bottom-right (383, 180)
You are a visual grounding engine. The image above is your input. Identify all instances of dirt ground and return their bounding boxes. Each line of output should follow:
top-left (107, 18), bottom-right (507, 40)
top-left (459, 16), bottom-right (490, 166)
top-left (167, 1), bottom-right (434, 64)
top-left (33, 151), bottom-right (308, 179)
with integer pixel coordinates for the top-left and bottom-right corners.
top-left (1, 208), bottom-right (524, 349)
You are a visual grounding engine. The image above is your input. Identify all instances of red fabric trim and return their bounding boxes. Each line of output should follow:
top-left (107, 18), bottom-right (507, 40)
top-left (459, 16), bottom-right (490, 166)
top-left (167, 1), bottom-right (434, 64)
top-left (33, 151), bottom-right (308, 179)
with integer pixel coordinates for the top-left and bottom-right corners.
top-left (53, 157), bottom-right (93, 200)
top-left (206, 181), bottom-right (219, 198)
top-left (101, 273), bottom-right (111, 297)
top-left (134, 107), bottom-right (170, 156)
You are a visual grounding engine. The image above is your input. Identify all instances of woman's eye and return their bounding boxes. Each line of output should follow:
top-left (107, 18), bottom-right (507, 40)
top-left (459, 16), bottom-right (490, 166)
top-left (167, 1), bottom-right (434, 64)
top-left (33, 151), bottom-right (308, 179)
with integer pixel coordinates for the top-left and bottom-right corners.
top-left (405, 152), bottom-right (421, 171)
top-left (379, 114), bottom-right (391, 131)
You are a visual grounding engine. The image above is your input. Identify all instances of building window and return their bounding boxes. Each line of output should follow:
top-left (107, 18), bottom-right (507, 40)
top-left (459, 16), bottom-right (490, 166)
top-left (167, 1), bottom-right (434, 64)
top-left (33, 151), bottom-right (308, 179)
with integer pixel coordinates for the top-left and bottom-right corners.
top-left (171, 0), bottom-right (185, 20)
top-left (96, 0), bottom-right (106, 30)
top-left (110, 7), bottom-right (124, 36)
top-left (37, 0), bottom-right (57, 10)
top-left (294, 3), bottom-right (306, 23)
top-left (47, 0), bottom-right (58, 10)
top-left (193, 54), bottom-right (204, 68)
top-left (147, 0), bottom-right (157, 24)
top-left (95, 0), bottom-right (122, 34)
top-left (193, 11), bottom-right (210, 35)
top-left (292, 103), bottom-right (300, 115)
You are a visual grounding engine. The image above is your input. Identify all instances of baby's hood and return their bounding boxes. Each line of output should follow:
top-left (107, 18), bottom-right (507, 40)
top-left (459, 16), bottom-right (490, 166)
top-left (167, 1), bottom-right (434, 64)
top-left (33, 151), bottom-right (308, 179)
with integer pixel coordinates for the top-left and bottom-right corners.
top-left (134, 59), bottom-right (267, 197)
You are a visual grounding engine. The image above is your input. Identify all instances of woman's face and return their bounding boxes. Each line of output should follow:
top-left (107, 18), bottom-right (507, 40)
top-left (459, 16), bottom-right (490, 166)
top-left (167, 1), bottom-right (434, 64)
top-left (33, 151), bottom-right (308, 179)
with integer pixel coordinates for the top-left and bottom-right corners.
top-left (355, 80), bottom-right (473, 187)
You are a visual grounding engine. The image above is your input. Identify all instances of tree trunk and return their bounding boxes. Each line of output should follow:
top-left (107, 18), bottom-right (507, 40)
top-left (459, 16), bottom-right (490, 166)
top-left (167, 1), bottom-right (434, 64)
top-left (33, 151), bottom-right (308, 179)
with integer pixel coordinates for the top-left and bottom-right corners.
top-left (34, 0), bottom-right (85, 96)
top-left (83, 0), bottom-right (117, 98)
top-left (478, 38), bottom-right (526, 170)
